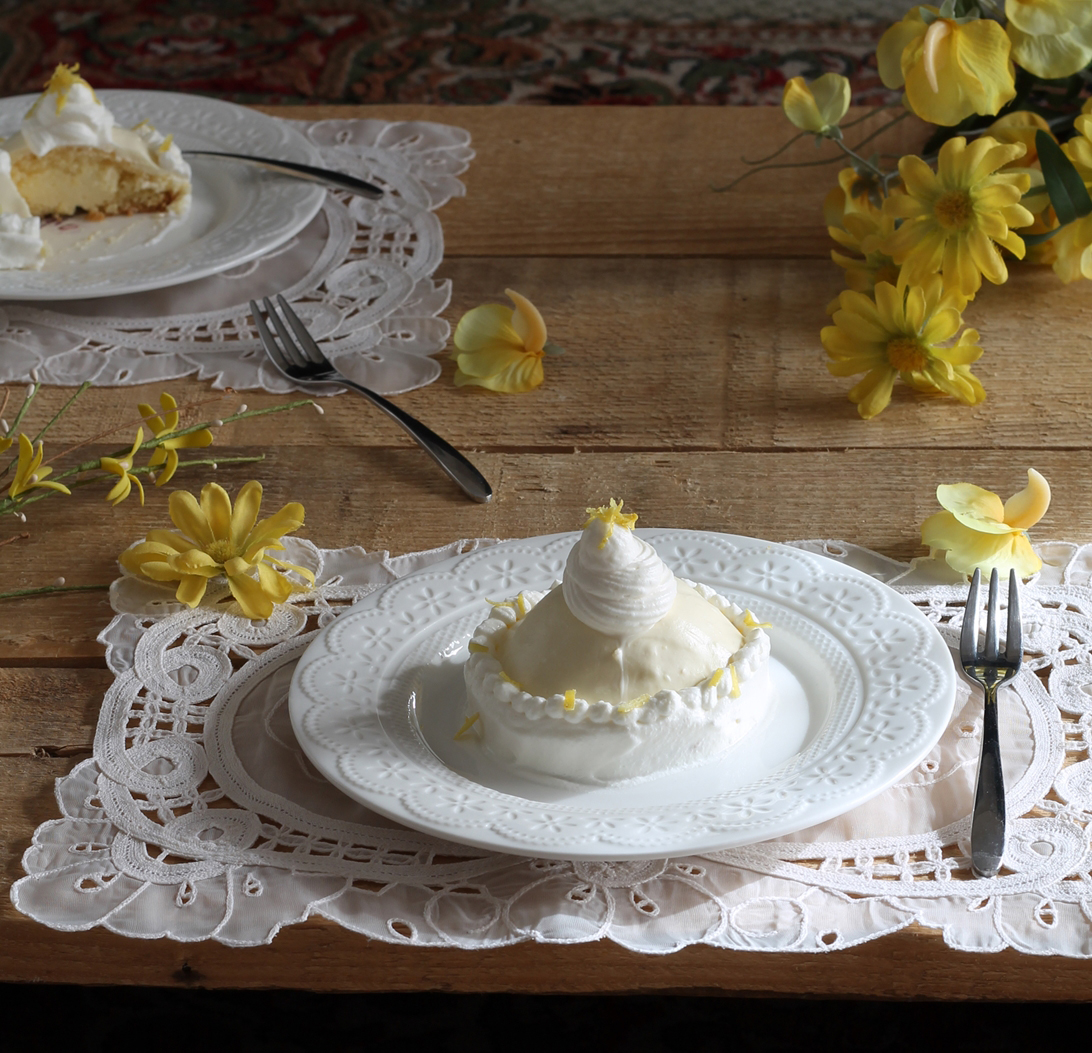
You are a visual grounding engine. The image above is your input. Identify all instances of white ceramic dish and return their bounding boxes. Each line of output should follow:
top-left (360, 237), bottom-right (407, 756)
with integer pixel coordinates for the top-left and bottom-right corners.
top-left (0, 90), bottom-right (325, 299)
top-left (288, 531), bottom-right (958, 860)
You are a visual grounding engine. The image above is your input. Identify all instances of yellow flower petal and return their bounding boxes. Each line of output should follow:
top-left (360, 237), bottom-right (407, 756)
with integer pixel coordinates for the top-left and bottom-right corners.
top-left (1002, 468), bottom-right (1051, 530)
top-left (505, 289), bottom-right (547, 354)
top-left (452, 303), bottom-right (521, 353)
top-left (936, 482), bottom-right (1009, 531)
top-left (454, 347), bottom-right (544, 393)
top-left (231, 480), bottom-right (264, 550)
top-left (169, 490), bottom-right (215, 547)
top-left (200, 482), bottom-right (233, 541)
top-left (782, 73), bottom-right (851, 134)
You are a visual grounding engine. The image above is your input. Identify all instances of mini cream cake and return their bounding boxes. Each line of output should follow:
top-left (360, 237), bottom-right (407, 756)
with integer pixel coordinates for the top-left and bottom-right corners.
top-left (462, 501), bottom-right (772, 784)
top-left (1, 65), bottom-right (190, 226)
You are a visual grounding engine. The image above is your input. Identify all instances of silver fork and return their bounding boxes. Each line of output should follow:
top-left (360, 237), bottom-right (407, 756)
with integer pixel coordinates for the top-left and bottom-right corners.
top-left (960, 567), bottom-right (1022, 879)
top-left (251, 296), bottom-right (492, 503)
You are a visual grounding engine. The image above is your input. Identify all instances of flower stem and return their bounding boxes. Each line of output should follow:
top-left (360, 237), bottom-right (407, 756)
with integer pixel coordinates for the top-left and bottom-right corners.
top-left (0, 583), bottom-right (111, 601)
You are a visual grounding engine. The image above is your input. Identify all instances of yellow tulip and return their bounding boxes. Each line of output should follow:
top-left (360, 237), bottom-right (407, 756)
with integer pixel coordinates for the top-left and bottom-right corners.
top-left (877, 7), bottom-right (1015, 126)
top-left (922, 469), bottom-right (1051, 578)
top-left (1006, 0), bottom-right (1092, 78)
top-left (781, 74), bottom-right (851, 135)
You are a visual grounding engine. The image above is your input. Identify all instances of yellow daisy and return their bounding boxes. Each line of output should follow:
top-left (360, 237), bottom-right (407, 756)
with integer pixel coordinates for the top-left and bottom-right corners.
top-left (821, 276), bottom-right (985, 420)
top-left (119, 480), bottom-right (313, 620)
top-left (922, 468), bottom-right (1051, 578)
top-left (827, 170), bottom-right (902, 308)
top-left (138, 392), bottom-right (214, 486)
top-left (883, 135), bottom-right (1033, 299)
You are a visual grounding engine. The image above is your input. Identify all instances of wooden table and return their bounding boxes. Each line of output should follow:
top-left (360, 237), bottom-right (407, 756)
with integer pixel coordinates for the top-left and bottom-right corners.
top-left (2, 105), bottom-right (1090, 999)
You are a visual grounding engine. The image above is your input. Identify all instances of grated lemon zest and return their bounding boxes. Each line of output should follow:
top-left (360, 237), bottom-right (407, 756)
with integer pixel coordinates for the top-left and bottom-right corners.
top-left (617, 693), bottom-right (650, 714)
top-left (453, 713), bottom-right (480, 740)
top-left (516, 591), bottom-right (527, 617)
top-left (158, 133), bottom-right (174, 153)
top-left (584, 498), bottom-right (638, 549)
top-left (707, 668), bottom-right (724, 688)
top-left (499, 671), bottom-right (524, 690)
top-left (563, 689), bottom-right (576, 711)
top-left (729, 663), bottom-right (741, 698)
top-left (467, 641), bottom-right (488, 654)
top-left (744, 609), bottom-right (772, 630)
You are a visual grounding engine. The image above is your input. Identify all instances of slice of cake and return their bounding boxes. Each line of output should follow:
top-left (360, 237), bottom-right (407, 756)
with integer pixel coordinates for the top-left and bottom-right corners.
top-left (462, 501), bottom-right (773, 784)
top-left (2, 65), bottom-right (191, 222)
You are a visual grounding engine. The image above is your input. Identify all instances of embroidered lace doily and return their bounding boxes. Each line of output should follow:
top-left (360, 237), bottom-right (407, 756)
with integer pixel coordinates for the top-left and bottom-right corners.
top-left (12, 537), bottom-right (1092, 954)
top-left (0, 119), bottom-right (472, 396)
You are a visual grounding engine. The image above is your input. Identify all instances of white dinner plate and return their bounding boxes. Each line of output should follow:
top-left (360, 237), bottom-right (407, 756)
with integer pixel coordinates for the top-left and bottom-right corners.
top-left (0, 90), bottom-right (326, 300)
top-left (288, 531), bottom-right (958, 860)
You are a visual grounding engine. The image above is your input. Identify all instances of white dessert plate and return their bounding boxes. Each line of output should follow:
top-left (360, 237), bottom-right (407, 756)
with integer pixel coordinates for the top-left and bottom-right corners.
top-left (0, 90), bottom-right (325, 300)
top-left (288, 531), bottom-right (957, 861)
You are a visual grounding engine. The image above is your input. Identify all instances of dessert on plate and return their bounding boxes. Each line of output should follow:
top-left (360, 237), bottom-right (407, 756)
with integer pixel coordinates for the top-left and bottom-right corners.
top-left (0, 64), bottom-right (191, 268)
top-left (462, 501), bottom-right (772, 784)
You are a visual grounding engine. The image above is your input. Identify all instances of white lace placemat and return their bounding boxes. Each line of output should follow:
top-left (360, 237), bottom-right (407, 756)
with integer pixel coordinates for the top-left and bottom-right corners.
top-left (11, 537), bottom-right (1092, 955)
top-left (0, 119), bottom-right (472, 395)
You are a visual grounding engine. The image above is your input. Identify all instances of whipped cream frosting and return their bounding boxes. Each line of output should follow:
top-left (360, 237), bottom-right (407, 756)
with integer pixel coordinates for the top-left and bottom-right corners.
top-left (21, 74), bottom-right (115, 155)
top-left (562, 507), bottom-right (677, 637)
top-left (0, 151), bottom-right (43, 270)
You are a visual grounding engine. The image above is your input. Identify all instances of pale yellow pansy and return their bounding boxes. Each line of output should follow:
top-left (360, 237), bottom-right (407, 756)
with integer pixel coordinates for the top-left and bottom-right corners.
top-left (877, 8), bottom-right (1015, 126)
top-left (138, 392), bottom-right (214, 486)
top-left (453, 289), bottom-right (549, 393)
top-left (1006, 0), bottom-right (1092, 78)
top-left (921, 469), bottom-right (1051, 578)
top-left (119, 480), bottom-right (313, 620)
top-left (781, 74), bottom-right (851, 135)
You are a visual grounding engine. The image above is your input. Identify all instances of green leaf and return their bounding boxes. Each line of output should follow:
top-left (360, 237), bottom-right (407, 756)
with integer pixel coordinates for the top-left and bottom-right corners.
top-left (1036, 129), bottom-right (1092, 226)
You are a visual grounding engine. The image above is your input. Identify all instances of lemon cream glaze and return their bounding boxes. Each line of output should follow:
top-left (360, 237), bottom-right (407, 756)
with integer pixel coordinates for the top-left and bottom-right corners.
top-left (0, 65), bottom-right (190, 237)
top-left (462, 502), bottom-right (772, 783)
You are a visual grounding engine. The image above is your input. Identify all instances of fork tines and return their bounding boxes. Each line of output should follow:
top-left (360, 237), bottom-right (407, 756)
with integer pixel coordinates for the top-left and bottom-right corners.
top-left (960, 567), bottom-right (1023, 673)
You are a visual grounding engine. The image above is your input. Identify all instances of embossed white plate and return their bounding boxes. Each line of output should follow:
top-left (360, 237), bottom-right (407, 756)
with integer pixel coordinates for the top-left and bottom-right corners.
top-left (0, 91), bottom-right (325, 299)
top-left (289, 532), bottom-right (957, 860)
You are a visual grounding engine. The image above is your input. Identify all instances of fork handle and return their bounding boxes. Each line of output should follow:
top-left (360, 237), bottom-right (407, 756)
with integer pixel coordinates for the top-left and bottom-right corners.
top-left (971, 682), bottom-right (1006, 878)
top-left (338, 379), bottom-right (492, 503)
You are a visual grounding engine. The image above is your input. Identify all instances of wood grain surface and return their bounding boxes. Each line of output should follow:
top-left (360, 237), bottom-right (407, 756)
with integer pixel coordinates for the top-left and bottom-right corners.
top-left (1, 104), bottom-right (1089, 998)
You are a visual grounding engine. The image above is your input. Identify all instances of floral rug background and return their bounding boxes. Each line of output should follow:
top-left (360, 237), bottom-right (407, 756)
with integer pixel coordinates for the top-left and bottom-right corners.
top-left (0, 0), bottom-right (906, 106)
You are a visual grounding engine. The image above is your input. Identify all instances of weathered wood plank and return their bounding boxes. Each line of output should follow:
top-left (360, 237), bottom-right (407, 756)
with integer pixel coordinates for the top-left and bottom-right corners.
top-left (257, 105), bottom-right (928, 259)
top-left (7, 259), bottom-right (1088, 453)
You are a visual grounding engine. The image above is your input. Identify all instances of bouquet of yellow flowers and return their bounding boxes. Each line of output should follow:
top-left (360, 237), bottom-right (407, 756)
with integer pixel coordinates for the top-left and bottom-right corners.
top-left (762, 1), bottom-right (1092, 418)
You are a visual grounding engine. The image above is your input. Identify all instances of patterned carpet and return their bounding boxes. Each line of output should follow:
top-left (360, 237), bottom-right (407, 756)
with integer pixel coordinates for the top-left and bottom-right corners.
top-left (0, 0), bottom-right (898, 106)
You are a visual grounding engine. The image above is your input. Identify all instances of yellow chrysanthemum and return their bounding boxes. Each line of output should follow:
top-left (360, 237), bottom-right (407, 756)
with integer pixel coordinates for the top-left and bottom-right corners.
top-left (453, 289), bottom-right (548, 393)
top-left (826, 169), bottom-right (902, 309)
top-left (119, 480), bottom-right (314, 620)
top-left (884, 136), bottom-right (1033, 299)
top-left (821, 276), bottom-right (985, 420)
top-left (1006, 0), bottom-right (1092, 79)
top-left (100, 429), bottom-right (145, 506)
top-left (877, 7), bottom-right (1015, 126)
top-left (138, 392), bottom-right (214, 486)
top-left (922, 468), bottom-right (1050, 578)
top-left (8, 434), bottom-right (71, 498)
top-left (781, 73), bottom-right (851, 135)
